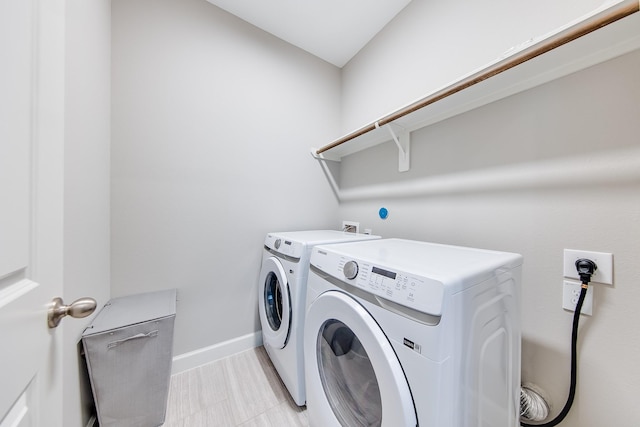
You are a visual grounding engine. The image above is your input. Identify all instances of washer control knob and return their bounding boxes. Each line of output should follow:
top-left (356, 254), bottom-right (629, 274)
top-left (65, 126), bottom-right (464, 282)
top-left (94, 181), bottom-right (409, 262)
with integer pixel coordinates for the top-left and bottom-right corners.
top-left (274, 239), bottom-right (281, 249)
top-left (343, 261), bottom-right (359, 280)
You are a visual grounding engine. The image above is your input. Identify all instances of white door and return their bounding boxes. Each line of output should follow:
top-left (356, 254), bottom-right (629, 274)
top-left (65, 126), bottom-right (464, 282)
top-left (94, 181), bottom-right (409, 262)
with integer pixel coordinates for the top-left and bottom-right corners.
top-left (258, 257), bottom-right (292, 349)
top-left (1, 0), bottom-right (67, 425)
top-left (304, 291), bottom-right (417, 427)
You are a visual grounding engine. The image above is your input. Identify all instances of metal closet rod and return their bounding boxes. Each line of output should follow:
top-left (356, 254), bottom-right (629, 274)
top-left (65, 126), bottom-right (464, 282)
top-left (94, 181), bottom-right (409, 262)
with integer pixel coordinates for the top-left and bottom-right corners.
top-left (316, 0), bottom-right (640, 155)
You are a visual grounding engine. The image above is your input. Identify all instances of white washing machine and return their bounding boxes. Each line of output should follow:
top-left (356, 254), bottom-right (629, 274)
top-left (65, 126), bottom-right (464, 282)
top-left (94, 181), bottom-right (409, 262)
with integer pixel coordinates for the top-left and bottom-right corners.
top-left (258, 230), bottom-right (380, 406)
top-left (304, 238), bottom-right (522, 426)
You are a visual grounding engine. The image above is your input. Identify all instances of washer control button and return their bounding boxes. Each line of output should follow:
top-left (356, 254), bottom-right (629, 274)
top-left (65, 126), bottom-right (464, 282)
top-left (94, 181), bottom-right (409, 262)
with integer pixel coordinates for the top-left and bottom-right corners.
top-left (343, 261), bottom-right (359, 280)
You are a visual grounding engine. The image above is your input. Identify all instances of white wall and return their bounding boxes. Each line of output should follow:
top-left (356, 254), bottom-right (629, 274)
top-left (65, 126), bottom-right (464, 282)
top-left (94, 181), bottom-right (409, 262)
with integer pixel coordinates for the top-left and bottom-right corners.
top-left (108, 0), bottom-right (639, 423)
top-left (341, 0), bottom-right (608, 131)
top-left (111, 0), bottom-right (340, 364)
top-left (63, 0), bottom-right (111, 425)
top-left (337, 2), bottom-right (640, 425)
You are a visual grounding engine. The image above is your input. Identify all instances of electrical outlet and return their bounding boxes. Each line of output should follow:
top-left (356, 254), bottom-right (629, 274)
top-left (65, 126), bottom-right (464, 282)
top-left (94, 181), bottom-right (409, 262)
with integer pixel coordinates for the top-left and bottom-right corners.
top-left (562, 280), bottom-right (593, 315)
top-left (563, 249), bottom-right (613, 285)
top-left (342, 221), bottom-right (360, 233)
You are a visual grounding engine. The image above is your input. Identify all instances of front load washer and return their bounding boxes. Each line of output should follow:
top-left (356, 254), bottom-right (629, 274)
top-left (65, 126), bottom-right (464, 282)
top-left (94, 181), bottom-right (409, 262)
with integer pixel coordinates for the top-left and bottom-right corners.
top-left (258, 230), bottom-right (380, 406)
top-left (304, 238), bottom-right (522, 426)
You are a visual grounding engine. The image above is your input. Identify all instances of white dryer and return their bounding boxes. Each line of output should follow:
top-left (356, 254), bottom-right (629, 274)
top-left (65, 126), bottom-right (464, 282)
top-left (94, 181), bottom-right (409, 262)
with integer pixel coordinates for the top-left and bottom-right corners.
top-left (304, 238), bottom-right (522, 426)
top-left (258, 230), bottom-right (380, 406)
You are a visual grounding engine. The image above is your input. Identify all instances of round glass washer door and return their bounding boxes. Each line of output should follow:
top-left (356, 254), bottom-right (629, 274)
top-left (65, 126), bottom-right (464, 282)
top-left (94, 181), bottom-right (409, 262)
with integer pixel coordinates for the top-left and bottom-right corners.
top-left (258, 256), bottom-right (291, 349)
top-left (305, 290), bottom-right (416, 426)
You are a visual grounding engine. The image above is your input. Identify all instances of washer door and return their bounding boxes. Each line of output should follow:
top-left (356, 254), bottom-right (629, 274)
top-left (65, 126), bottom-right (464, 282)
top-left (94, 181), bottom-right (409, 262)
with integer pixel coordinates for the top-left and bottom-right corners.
top-left (304, 291), bottom-right (416, 427)
top-left (258, 256), bottom-right (292, 349)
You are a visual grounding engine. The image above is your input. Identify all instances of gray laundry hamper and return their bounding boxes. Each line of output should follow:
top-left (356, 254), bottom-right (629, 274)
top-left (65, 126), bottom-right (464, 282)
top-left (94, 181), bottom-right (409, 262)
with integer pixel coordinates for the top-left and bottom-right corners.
top-left (82, 289), bottom-right (176, 427)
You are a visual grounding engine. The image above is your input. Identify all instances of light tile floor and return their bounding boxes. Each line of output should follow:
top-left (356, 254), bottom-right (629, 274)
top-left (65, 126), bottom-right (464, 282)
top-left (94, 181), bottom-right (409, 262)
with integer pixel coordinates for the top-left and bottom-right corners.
top-left (163, 347), bottom-right (309, 427)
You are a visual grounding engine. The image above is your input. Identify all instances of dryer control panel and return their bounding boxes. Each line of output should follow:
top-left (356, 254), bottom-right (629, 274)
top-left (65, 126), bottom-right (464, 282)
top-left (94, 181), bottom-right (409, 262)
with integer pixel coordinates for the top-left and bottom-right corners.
top-left (314, 250), bottom-right (445, 317)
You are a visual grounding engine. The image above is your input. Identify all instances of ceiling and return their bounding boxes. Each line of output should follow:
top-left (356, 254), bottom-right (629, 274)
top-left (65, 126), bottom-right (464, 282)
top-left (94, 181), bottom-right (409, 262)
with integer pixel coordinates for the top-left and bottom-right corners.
top-left (206, 0), bottom-right (413, 68)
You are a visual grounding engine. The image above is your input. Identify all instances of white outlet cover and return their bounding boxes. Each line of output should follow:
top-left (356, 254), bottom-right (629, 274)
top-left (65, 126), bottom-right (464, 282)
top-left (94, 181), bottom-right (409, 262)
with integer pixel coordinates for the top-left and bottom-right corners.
top-left (562, 280), bottom-right (593, 315)
top-left (563, 249), bottom-right (613, 285)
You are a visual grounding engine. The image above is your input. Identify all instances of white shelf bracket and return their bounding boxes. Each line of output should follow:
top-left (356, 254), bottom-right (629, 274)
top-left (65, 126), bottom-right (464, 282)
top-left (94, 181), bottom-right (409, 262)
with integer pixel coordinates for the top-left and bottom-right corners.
top-left (375, 122), bottom-right (410, 172)
top-left (310, 148), bottom-right (341, 162)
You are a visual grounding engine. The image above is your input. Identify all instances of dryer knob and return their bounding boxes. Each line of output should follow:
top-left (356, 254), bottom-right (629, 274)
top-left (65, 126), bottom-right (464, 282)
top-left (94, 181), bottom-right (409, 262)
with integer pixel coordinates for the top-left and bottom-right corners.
top-left (343, 261), bottom-right (359, 280)
top-left (274, 239), bottom-right (281, 249)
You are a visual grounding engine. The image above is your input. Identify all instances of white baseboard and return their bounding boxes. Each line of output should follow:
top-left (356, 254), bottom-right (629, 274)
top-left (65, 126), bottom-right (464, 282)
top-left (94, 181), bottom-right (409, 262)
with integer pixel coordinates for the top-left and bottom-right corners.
top-left (171, 331), bottom-right (263, 374)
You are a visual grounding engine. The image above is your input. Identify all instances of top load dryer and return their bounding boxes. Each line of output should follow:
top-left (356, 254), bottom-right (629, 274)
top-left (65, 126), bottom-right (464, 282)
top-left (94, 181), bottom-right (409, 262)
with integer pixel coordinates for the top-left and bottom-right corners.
top-left (258, 230), bottom-right (380, 406)
top-left (304, 238), bottom-right (522, 426)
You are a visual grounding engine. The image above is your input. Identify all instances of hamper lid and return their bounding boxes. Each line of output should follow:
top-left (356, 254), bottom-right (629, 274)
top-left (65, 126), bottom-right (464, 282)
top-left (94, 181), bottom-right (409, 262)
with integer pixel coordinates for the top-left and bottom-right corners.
top-left (82, 289), bottom-right (177, 336)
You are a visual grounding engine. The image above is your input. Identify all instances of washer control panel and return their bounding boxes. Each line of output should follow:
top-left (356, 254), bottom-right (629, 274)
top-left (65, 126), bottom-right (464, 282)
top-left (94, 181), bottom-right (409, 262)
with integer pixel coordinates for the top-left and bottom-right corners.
top-left (343, 260), bottom-right (359, 280)
top-left (264, 234), bottom-right (303, 259)
top-left (329, 254), bottom-right (444, 316)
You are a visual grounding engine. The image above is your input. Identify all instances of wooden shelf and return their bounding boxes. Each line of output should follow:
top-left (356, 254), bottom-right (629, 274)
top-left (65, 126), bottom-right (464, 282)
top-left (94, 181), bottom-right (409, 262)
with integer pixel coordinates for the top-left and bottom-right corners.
top-left (312, 1), bottom-right (640, 170)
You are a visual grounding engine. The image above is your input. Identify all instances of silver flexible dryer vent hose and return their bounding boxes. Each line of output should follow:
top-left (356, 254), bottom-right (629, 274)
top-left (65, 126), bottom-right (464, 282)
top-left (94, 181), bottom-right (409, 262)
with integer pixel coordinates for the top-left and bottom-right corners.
top-left (520, 384), bottom-right (550, 422)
